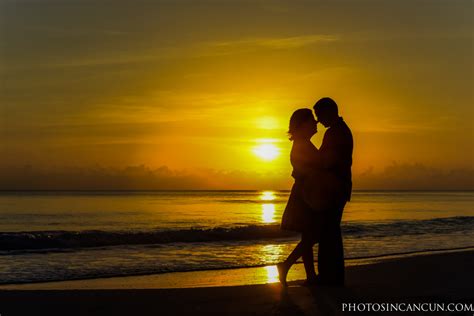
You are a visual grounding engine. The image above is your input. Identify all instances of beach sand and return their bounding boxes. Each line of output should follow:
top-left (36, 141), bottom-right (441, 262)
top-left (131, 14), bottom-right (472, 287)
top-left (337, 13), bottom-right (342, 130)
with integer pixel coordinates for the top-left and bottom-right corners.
top-left (1, 250), bottom-right (473, 316)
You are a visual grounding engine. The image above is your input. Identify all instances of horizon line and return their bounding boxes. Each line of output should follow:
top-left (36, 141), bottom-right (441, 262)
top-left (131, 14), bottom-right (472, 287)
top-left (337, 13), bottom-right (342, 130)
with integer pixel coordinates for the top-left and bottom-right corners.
top-left (0, 189), bottom-right (473, 193)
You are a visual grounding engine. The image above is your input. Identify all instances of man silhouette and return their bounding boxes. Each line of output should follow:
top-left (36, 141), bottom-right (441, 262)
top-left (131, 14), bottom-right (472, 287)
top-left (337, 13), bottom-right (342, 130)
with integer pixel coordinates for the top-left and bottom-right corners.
top-left (313, 97), bottom-right (353, 286)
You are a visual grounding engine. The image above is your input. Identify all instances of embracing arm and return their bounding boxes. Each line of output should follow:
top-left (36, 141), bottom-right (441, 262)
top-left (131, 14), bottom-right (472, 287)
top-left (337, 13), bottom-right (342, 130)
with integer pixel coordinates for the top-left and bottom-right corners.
top-left (291, 141), bottom-right (320, 178)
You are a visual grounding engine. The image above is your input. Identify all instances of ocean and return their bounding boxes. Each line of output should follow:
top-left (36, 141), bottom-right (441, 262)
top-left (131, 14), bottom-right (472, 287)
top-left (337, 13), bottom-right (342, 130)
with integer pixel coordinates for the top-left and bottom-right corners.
top-left (0, 190), bottom-right (473, 284)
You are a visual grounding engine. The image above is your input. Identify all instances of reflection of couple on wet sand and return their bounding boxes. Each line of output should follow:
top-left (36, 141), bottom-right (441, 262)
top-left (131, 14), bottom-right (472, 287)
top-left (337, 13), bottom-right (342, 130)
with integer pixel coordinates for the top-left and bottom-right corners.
top-left (278, 97), bottom-right (353, 287)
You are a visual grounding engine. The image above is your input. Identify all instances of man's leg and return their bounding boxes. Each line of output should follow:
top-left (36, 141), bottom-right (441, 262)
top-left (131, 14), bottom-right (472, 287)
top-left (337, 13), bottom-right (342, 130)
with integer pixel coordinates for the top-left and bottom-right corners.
top-left (317, 203), bottom-right (345, 285)
top-left (330, 220), bottom-right (345, 284)
top-left (317, 221), bottom-right (330, 282)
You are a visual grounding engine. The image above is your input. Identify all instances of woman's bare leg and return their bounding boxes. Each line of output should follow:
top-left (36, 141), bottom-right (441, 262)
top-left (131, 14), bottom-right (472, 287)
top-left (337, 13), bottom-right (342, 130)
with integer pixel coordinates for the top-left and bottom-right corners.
top-left (278, 230), bottom-right (318, 286)
top-left (277, 241), bottom-right (304, 286)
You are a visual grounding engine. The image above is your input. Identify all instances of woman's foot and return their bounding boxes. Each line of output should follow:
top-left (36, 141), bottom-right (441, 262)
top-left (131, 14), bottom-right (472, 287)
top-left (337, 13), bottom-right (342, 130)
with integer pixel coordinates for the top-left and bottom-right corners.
top-left (277, 262), bottom-right (289, 287)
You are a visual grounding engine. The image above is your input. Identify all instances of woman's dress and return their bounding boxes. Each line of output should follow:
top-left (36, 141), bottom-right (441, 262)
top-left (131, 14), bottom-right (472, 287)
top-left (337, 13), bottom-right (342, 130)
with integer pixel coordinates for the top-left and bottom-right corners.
top-left (280, 140), bottom-right (322, 234)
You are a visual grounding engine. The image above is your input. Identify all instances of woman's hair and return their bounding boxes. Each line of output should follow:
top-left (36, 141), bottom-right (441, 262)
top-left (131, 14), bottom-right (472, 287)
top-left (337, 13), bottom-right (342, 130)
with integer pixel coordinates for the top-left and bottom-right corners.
top-left (288, 108), bottom-right (314, 141)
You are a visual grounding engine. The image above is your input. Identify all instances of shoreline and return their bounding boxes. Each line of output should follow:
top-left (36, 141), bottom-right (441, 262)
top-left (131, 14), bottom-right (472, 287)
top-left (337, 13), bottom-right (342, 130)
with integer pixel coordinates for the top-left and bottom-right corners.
top-left (1, 247), bottom-right (473, 290)
top-left (0, 250), bottom-right (473, 315)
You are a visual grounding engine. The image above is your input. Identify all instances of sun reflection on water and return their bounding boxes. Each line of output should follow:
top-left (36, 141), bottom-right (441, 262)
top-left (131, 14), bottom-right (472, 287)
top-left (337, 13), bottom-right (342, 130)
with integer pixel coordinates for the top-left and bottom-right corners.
top-left (260, 191), bottom-right (277, 223)
top-left (265, 265), bottom-right (279, 283)
top-left (258, 244), bottom-right (285, 283)
top-left (262, 203), bottom-right (276, 223)
top-left (260, 191), bottom-right (276, 201)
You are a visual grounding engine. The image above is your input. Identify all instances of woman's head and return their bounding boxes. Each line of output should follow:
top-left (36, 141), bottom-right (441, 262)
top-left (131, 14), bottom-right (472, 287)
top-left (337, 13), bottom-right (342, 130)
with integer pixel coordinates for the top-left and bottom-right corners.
top-left (288, 108), bottom-right (317, 141)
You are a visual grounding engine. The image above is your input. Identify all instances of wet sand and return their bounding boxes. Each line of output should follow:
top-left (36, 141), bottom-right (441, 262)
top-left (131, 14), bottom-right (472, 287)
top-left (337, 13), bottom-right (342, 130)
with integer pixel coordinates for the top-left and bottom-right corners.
top-left (1, 250), bottom-right (473, 316)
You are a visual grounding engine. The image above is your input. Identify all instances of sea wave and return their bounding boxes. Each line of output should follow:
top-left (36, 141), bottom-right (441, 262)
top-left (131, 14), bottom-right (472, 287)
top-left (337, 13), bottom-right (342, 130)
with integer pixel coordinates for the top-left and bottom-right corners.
top-left (1, 216), bottom-right (473, 252)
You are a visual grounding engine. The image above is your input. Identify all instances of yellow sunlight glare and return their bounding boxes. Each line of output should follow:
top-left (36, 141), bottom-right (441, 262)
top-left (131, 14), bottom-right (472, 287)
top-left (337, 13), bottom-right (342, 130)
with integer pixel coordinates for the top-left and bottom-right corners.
top-left (253, 144), bottom-right (280, 161)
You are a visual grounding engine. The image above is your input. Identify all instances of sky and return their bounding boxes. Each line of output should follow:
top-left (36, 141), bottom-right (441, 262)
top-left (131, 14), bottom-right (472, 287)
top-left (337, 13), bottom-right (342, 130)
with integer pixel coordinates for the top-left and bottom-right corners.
top-left (1, 0), bottom-right (473, 190)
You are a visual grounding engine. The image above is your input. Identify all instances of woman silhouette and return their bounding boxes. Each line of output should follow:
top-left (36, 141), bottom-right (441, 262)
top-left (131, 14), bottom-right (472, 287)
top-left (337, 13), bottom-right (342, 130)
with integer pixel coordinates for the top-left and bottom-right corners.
top-left (278, 108), bottom-right (322, 286)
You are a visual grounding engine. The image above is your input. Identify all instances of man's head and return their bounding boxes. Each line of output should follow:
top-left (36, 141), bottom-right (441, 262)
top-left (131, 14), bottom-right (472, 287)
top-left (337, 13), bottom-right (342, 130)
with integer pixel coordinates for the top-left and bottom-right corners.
top-left (313, 97), bottom-right (339, 127)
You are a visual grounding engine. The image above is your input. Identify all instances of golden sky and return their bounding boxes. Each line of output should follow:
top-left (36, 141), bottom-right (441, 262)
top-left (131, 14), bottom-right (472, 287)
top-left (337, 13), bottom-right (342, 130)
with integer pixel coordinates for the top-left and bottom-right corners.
top-left (1, 1), bottom-right (473, 190)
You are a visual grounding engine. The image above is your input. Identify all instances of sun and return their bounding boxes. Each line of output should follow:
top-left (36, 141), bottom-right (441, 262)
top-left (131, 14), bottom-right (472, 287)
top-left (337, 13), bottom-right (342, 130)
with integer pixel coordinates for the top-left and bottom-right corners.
top-left (253, 144), bottom-right (280, 161)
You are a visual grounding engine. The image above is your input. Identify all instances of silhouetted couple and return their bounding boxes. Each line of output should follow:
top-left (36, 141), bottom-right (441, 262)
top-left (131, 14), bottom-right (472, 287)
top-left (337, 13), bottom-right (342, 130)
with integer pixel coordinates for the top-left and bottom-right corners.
top-left (278, 97), bottom-right (353, 287)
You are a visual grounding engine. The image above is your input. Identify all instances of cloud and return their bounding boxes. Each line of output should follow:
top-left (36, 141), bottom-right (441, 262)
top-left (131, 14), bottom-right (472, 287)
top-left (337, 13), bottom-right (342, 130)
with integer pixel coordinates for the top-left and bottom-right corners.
top-left (15, 24), bottom-right (134, 40)
top-left (355, 163), bottom-right (474, 190)
top-left (1, 163), bottom-right (472, 191)
top-left (200, 34), bottom-right (339, 56)
top-left (0, 165), bottom-right (290, 191)
top-left (211, 34), bottom-right (338, 49)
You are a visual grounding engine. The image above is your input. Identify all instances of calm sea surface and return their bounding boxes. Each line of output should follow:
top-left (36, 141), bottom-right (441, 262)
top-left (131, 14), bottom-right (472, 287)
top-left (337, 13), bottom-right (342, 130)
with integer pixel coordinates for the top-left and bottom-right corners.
top-left (0, 190), bottom-right (473, 284)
